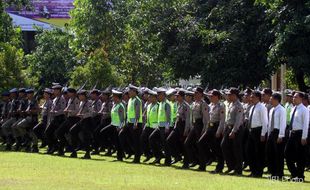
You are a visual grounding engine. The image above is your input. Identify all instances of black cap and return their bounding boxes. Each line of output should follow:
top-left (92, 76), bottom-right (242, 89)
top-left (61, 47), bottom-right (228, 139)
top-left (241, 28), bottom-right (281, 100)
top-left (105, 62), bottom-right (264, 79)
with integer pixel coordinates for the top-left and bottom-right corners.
top-left (175, 90), bottom-right (185, 97)
top-left (227, 87), bottom-right (239, 95)
top-left (1, 92), bottom-right (10, 96)
top-left (194, 86), bottom-right (204, 94)
top-left (90, 89), bottom-right (100, 95)
top-left (207, 89), bottom-right (221, 97)
top-left (262, 88), bottom-right (272, 96)
top-left (67, 88), bottom-right (77, 93)
top-left (19, 88), bottom-right (26, 93)
top-left (26, 89), bottom-right (35, 94)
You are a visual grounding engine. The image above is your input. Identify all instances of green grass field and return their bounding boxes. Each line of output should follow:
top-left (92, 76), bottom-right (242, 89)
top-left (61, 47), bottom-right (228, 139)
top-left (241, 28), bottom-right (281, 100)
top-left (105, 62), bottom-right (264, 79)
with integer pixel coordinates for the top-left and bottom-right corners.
top-left (35, 18), bottom-right (70, 27)
top-left (0, 146), bottom-right (309, 190)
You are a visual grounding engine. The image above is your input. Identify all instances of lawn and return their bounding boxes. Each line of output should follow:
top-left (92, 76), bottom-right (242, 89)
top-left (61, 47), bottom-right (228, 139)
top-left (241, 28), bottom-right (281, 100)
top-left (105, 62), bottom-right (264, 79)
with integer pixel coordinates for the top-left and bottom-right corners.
top-left (35, 18), bottom-right (70, 27)
top-left (0, 146), bottom-right (309, 190)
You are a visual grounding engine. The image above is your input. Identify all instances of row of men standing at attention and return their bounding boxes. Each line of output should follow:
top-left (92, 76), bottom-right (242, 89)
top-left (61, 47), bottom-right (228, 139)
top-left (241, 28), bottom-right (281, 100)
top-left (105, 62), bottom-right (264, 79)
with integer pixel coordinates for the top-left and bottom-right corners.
top-left (0, 84), bottom-right (309, 181)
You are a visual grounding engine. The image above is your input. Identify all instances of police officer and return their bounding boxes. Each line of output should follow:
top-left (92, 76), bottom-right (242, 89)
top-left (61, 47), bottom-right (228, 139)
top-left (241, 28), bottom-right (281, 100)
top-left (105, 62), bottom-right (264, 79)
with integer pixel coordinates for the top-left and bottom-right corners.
top-left (45, 84), bottom-right (66, 154)
top-left (122, 84), bottom-right (143, 163)
top-left (148, 87), bottom-right (171, 164)
top-left (2, 88), bottom-right (19, 150)
top-left (32, 88), bottom-right (53, 150)
top-left (89, 89), bottom-right (102, 155)
top-left (13, 89), bottom-right (39, 151)
top-left (183, 87), bottom-right (209, 169)
top-left (197, 89), bottom-right (225, 172)
top-left (221, 88), bottom-right (244, 175)
top-left (165, 90), bottom-right (191, 166)
top-left (101, 89), bottom-right (126, 161)
top-left (55, 87), bottom-right (80, 156)
top-left (0, 92), bottom-right (10, 143)
top-left (140, 89), bottom-right (159, 162)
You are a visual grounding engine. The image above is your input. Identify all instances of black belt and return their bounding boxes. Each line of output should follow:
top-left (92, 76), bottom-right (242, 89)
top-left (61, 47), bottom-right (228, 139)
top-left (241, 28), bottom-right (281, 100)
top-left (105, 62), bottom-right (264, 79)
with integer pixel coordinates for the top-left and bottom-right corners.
top-left (209, 122), bottom-right (219, 128)
top-left (249, 126), bottom-right (262, 132)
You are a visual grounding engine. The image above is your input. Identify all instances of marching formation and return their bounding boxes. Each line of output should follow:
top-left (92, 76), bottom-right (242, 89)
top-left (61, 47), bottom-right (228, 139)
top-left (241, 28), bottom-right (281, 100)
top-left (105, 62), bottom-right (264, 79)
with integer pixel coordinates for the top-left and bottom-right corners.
top-left (0, 84), bottom-right (309, 181)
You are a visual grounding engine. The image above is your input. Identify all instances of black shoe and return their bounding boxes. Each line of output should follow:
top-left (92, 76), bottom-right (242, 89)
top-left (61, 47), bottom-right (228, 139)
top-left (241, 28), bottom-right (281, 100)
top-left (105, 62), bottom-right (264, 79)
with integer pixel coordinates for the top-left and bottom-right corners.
top-left (39, 142), bottom-right (47, 148)
top-left (32, 146), bottom-right (39, 153)
top-left (14, 143), bottom-right (21, 151)
top-left (25, 145), bottom-right (31, 152)
top-left (143, 156), bottom-right (152, 163)
top-left (197, 166), bottom-right (206, 172)
top-left (104, 151), bottom-right (112, 156)
top-left (70, 151), bottom-right (77, 158)
top-left (181, 164), bottom-right (189, 169)
top-left (132, 158), bottom-right (140, 164)
top-left (164, 159), bottom-right (171, 166)
top-left (171, 157), bottom-right (181, 165)
top-left (189, 162), bottom-right (198, 168)
top-left (223, 169), bottom-right (234, 174)
top-left (151, 158), bottom-right (161, 165)
top-left (211, 169), bottom-right (223, 174)
top-left (126, 153), bottom-right (133, 159)
top-left (57, 150), bottom-right (65, 156)
top-left (91, 150), bottom-right (100, 155)
top-left (5, 144), bottom-right (12, 151)
top-left (82, 152), bottom-right (91, 159)
top-left (206, 158), bottom-right (214, 166)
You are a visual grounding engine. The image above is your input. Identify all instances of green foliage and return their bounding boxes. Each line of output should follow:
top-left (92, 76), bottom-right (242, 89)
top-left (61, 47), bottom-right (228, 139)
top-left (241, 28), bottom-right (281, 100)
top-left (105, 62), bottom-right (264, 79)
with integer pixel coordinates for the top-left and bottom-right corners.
top-left (25, 29), bottom-right (76, 87)
top-left (70, 48), bottom-right (121, 89)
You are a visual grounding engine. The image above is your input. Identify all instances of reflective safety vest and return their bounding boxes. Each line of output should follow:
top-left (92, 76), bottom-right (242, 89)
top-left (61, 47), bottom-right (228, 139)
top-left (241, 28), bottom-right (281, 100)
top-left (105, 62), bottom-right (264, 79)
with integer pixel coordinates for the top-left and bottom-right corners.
top-left (111, 103), bottom-right (125, 127)
top-left (158, 100), bottom-right (168, 123)
top-left (127, 96), bottom-right (143, 123)
top-left (147, 103), bottom-right (159, 128)
top-left (169, 101), bottom-right (177, 124)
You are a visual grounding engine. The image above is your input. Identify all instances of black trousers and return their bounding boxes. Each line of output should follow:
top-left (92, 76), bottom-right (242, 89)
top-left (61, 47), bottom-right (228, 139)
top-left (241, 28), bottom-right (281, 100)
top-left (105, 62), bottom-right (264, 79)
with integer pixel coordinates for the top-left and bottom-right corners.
top-left (93, 117), bottom-right (111, 150)
top-left (184, 119), bottom-right (203, 165)
top-left (246, 127), bottom-right (265, 176)
top-left (44, 114), bottom-right (65, 149)
top-left (79, 117), bottom-right (94, 152)
top-left (33, 116), bottom-right (48, 144)
top-left (55, 116), bottom-right (80, 150)
top-left (140, 127), bottom-right (155, 158)
top-left (165, 120), bottom-right (185, 162)
top-left (99, 124), bottom-right (118, 151)
top-left (285, 130), bottom-right (307, 179)
top-left (119, 123), bottom-right (142, 161)
top-left (221, 126), bottom-right (244, 173)
top-left (149, 127), bottom-right (165, 160)
top-left (266, 129), bottom-right (285, 177)
top-left (198, 124), bottom-right (224, 171)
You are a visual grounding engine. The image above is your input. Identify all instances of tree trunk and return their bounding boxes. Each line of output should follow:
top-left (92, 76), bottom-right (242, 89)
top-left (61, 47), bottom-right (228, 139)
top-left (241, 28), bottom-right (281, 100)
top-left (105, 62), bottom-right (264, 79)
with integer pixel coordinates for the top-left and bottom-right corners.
top-left (294, 68), bottom-right (309, 92)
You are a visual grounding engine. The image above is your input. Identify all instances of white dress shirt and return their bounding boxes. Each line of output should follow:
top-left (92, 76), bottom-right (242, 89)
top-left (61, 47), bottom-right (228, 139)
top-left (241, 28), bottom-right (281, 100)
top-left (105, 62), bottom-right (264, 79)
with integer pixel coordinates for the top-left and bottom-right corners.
top-left (268, 104), bottom-right (286, 138)
top-left (291, 103), bottom-right (309, 140)
top-left (249, 102), bottom-right (268, 136)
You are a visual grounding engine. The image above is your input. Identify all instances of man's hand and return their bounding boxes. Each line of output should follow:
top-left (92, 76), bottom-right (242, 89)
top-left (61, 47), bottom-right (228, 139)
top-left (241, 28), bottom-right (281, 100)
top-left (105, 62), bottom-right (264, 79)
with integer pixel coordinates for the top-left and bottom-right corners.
top-left (301, 139), bottom-right (307, 146)
top-left (260, 136), bottom-right (266, 142)
top-left (229, 131), bottom-right (235, 139)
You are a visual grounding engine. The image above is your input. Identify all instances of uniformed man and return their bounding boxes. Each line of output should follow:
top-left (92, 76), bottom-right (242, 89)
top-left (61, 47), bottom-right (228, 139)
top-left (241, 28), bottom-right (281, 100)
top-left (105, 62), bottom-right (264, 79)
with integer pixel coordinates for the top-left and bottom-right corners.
top-left (221, 87), bottom-right (244, 175)
top-left (55, 87), bottom-right (80, 156)
top-left (32, 88), bottom-right (53, 150)
top-left (122, 84), bottom-right (143, 163)
top-left (101, 89), bottom-right (126, 161)
top-left (2, 88), bottom-right (19, 150)
top-left (0, 92), bottom-right (10, 143)
top-left (247, 91), bottom-right (268, 177)
top-left (93, 89), bottom-right (112, 155)
top-left (69, 90), bottom-right (93, 159)
top-left (148, 87), bottom-right (171, 164)
top-left (140, 89), bottom-right (159, 162)
top-left (197, 89), bottom-right (225, 172)
top-left (165, 90), bottom-right (191, 166)
top-left (262, 88), bottom-right (273, 113)
top-left (89, 89), bottom-right (102, 155)
top-left (167, 88), bottom-right (177, 135)
top-left (13, 89), bottom-right (39, 151)
top-left (183, 87), bottom-right (209, 169)
top-left (285, 91), bottom-right (309, 181)
top-left (45, 84), bottom-right (67, 154)
top-left (266, 93), bottom-right (286, 179)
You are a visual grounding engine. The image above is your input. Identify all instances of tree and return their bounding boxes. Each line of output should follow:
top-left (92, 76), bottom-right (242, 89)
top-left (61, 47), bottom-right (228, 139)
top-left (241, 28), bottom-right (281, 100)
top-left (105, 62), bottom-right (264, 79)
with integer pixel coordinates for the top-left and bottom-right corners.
top-left (0, 0), bottom-right (27, 91)
top-left (257, 0), bottom-right (310, 91)
top-left (25, 29), bottom-right (76, 87)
